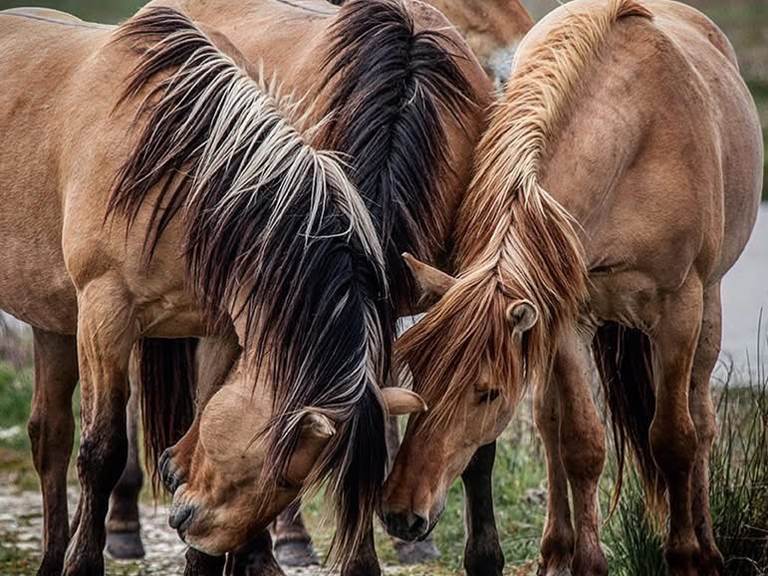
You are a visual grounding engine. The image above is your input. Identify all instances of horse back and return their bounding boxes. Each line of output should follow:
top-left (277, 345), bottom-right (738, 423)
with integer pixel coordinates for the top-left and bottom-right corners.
top-left (540, 0), bottom-right (761, 295)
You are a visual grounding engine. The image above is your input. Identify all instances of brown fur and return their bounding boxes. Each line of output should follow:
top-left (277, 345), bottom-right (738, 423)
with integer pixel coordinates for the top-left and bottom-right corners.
top-left (384, 3), bottom-right (763, 576)
top-left (0, 0), bottom-right (491, 572)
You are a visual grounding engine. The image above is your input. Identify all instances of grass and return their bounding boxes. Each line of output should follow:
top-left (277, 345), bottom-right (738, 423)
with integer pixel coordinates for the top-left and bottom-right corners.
top-left (1, 347), bottom-right (768, 575)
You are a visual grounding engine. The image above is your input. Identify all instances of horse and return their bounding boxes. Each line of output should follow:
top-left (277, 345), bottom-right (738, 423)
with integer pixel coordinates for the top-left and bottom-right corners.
top-left (380, 1), bottom-right (764, 576)
top-left (112, 0), bottom-right (534, 567)
top-left (261, 0), bottom-right (534, 567)
top-left (0, 6), bottom-right (430, 575)
top-left (1, 0), bottom-right (492, 574)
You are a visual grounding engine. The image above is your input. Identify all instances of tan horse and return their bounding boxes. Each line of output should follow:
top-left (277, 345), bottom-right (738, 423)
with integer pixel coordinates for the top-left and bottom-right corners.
top-left (0, 1), bottom-right (490, 575)
top-left (0, 6), bottom-right (444, 575)
top-left (382, 2), bottom-right (764, 576)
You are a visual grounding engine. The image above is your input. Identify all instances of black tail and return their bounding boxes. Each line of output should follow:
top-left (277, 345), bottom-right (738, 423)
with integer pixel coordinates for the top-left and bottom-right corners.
top-left (593, 323), bottom-right (665, 513)
top-left (137, 338), bottom-right (198, 494)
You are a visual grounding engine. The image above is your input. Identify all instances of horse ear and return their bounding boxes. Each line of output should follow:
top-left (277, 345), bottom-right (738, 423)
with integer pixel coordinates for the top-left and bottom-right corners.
top-left (300, 412), bottom-right (336, 439)
top-left (381, 388), bottom-right (427, 416)
top-left (402, 252), bottom-right (456, 309)
top-left (506, 300), bottom-right (538, 335)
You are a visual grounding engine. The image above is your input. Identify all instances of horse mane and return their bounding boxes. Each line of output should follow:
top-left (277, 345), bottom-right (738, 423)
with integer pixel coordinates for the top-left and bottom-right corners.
top-left (314, 0), bottom-right (478, 310)
top-left (109, 8), bottom-right (390, 562)
top-left (398, 0), bottom-right (652, 426)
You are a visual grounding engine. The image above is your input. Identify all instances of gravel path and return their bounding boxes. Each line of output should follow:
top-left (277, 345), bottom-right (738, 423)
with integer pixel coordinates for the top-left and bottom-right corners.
top-left (0, 484), bottom-right (331, 575)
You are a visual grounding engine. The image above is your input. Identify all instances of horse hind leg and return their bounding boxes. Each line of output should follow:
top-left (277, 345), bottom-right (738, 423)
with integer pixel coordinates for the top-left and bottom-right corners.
top-left (649, 277), bottom-right (704, 576)
top-left (105, 369), bottom-right (145, 560)
top-left (688, 285), bottom-right (724, 575)
top-left (28, 328), bottom-right (79, 576)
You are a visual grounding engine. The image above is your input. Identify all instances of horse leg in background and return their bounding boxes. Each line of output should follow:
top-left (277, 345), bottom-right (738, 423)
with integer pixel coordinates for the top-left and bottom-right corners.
top-left (28, 328), bottom-right (79, 576)
top-left (223, 531), bottom-right (285, 576)
top-left (688, 285), bottom-right (724, 576)
top-left (273, 501), bottom-right (319, 567)
top-left (105, 369), bottom-right (145, 560)
top-left (534, 372), bottom-right (575, 576)
top-left (555, 329), bottom-right (607, 576)
top-left (649, 278), bottom-right (703, 576)
top-left (63, 278), bottom-right (134, 575)
top-left (388, 415), bottom-right (441, 566)
top-left (462, 442), bottom-right (504, 576)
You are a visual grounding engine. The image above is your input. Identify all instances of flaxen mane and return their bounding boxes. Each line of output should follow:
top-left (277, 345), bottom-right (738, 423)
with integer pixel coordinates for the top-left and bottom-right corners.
top-left (109, 8), bottom-right (390, 561)
top-left (398, 0), bottom-right (652, 428)
top-left (315, 0), bottom-right (477, 310)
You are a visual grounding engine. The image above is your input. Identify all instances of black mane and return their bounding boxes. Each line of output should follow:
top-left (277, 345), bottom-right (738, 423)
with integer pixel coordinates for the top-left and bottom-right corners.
top-left (316, 0), bottom-right (477, 309)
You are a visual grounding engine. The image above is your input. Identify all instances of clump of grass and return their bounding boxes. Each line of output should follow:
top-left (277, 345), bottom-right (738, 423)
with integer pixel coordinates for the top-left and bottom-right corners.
top-left (0, 363), bottom-right (33, 452)
top-left (710, 363), bottom-right (768, 575)
top-left (604, 360), bottom-right (768, 576)
top-left (604, 470), bottom-right (666, 576)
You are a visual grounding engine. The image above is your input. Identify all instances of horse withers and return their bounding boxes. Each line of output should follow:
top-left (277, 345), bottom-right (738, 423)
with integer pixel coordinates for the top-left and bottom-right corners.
top-left (381, 1), bottom-right (763, 575)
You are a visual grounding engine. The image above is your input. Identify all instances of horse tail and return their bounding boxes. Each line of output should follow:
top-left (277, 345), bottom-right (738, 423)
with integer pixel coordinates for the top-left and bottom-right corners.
top-left (136, 338), bottom-right (198, 494)
top-left (593, 323), bottom-right (665, 515)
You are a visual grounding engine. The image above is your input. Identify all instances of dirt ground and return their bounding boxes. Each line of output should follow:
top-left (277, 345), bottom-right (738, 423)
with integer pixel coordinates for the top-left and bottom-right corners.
top-left (0, 482), bottom-right (472, 576)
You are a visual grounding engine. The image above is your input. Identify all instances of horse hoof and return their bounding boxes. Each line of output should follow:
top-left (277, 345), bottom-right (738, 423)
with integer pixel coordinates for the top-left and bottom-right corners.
top-left (394, 539), bottom-right (441, 565)
top-left (105, 530), bottom-right (146, 560)
top-left (273, 538), bottom-right (319, 567)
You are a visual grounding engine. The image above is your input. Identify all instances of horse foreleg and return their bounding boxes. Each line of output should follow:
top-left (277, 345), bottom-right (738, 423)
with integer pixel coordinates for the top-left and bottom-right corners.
top-left (341, 526), bottom-right (380, 576)
top-left (534, 375), bottom-right (574, 576)
top-left (28, 328), bottom-right (79, 576)
top-left (273, 500), bottom-right (319, 567)
top-left (461, 441), bottom-right (504, 576)
top-left (225, 531), bottom-right (285, 576)
top-left (555, 329), bottom-right (607, 576)
top-left (106, 370), bottom-right (145, 559)
top-left (63, 278), bottom-right (134, 576)
top-left (650, 278), bottom-right (703, 576)
top-left (688, 285), bottom-right (724, 576)
top-left (184, 548), bottom-right (225, 576)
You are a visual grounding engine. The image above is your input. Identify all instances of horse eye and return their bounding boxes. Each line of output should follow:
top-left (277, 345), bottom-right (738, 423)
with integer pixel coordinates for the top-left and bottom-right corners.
top-left (477, 389), bottom-right (501, 404)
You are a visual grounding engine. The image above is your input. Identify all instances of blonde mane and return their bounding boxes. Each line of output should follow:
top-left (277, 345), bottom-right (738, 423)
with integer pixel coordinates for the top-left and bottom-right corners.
top-left (398, 0), bottom-right (652, 426)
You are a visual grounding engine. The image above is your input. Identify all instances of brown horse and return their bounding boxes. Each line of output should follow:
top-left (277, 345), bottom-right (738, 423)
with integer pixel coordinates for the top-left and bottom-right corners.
top-left (0, 1), bottom-right (491, 574)
top-left (266, 0), bottom-right (534, 567)
top-left (0, 6), bottom-right (434, 575)
top-left (382, 1), bottom-right (764, 576)
top-left (143, 0), bottom-right (492, 574)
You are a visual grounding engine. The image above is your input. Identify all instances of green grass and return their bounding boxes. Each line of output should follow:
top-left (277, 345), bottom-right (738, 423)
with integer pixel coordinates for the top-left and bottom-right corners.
top-left (2, 353), bottom-right (767, 575)
top-left (0, 363), bottom-right (33, 452)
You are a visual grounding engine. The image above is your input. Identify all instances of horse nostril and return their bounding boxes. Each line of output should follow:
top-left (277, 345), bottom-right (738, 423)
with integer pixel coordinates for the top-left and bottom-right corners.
top-left (411, 513), bottom-right (428, 538)
top-left (169, 503), bottom-right (196, 532)
top-left (383, 511), bottom-right (429, 541)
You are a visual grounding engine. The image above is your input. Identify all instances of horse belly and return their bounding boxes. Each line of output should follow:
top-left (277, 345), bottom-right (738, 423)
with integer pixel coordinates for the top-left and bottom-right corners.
top-left (0, 17), bottom-right (82, 334)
